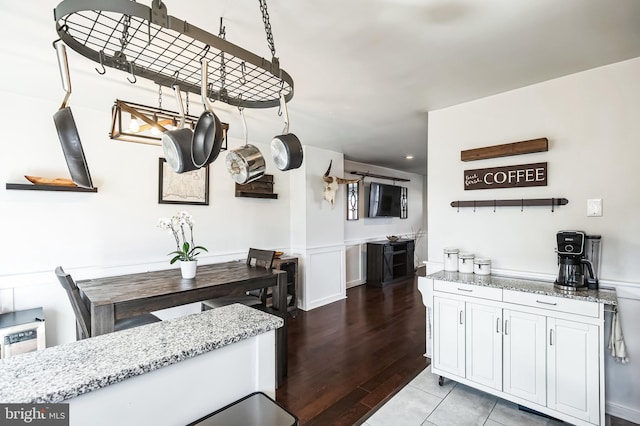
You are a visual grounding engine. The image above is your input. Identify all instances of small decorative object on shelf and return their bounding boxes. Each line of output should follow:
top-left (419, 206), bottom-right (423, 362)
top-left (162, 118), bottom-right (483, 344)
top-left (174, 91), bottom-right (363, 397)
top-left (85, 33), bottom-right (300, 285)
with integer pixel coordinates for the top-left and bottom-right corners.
top-left (386, 235), bottom-right (400, 242)
top-left (157, 211), bottom-right (207, 278)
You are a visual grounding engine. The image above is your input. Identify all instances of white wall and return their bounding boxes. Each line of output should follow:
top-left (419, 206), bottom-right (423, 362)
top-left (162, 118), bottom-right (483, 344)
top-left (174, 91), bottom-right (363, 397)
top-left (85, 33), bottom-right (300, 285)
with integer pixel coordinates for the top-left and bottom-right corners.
top-left (427, 57), bottom-right (640, 422)
top-left (344, 160), bottom-right (426, 287)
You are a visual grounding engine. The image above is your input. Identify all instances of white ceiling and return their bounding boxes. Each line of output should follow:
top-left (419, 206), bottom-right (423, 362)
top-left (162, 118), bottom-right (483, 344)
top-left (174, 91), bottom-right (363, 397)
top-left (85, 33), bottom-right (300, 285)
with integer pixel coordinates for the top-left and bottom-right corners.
top-left (48, 1), bottom-right (640, 175)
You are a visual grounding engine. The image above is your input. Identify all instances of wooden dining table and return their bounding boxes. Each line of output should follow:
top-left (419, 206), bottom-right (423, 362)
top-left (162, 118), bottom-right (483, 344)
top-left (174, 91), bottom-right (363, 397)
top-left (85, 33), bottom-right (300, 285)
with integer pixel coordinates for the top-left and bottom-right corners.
top-left (76, 260), bottom-right (288, 384)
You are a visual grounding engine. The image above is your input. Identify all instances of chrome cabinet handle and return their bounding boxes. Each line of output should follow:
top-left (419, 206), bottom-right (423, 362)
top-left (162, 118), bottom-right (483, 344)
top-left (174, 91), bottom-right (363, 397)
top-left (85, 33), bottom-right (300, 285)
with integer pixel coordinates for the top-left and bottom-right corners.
top-left (496, 317), bottom-right (501, 333)
top-left (549, 329), bottom-right (553, 346)
top-left (536, 300), bottom-right (558, 306)
top-left (459, 310), bottom-right (464, 325)
top-left (457, 288), bottom-right (473, 292)
top-left (504, 319), bottom-right (509, 335)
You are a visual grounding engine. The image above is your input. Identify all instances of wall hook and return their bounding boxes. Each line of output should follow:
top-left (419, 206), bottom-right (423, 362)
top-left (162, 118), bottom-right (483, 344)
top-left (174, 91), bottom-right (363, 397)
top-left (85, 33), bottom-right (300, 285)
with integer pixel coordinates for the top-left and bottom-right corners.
top-left (493, 200), bottom-right (496, 212)
top-left (127, 61), bottom-right (137, 84)
top-left (551, 198), bottom-right (555, 213)
top-left (95, 50), bottom-right (106, 75)
top-left (473, 200), bottom-right (476, 212)
top-left (521, 199), bottom-right (524, 212)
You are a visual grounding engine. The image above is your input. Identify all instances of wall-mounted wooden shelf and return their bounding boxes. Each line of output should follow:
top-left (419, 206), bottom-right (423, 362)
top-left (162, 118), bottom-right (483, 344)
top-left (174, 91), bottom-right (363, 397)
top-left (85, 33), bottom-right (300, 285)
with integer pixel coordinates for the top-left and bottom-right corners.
top-left (235, 191), bottom-right (278, 199)
top-left (461, 138), bottom-right (548, 162)
top-left (347, 171), bottom-right (410, 182)
top-left (5, 183), bottom-right (98, 193)
top-left (451, 197), bottom-right (568, 212)
top-left (235, 174), bottom-right (278, 199)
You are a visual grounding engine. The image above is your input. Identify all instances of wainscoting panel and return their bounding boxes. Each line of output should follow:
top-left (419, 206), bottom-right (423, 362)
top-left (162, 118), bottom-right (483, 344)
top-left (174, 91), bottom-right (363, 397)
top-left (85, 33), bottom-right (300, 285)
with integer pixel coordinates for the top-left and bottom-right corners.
top-left (300, 245), bottom-right (346, 311)
top-left (345, 243), bottom-right (365, 288)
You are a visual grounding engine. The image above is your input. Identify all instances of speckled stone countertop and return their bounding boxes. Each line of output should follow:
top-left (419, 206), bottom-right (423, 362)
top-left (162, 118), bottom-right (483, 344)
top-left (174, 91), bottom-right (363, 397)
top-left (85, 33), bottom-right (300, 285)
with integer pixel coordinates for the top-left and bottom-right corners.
top-left (0, 304), bottom-right (283, 404)
top-left (426, 270), bottom-right (617, 306)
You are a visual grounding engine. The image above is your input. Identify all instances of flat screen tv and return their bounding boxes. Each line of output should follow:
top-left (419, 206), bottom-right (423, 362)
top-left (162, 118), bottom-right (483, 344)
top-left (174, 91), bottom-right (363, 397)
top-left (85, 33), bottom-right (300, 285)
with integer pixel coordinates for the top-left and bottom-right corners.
top-left (368, 182), bottom-right (403, 218)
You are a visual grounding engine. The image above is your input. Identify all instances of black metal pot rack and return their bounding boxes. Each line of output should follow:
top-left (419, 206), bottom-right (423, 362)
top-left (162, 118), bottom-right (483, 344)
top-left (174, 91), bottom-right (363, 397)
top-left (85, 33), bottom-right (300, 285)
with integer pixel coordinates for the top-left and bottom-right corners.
top-left (53, 0), bottom-right (294, 109)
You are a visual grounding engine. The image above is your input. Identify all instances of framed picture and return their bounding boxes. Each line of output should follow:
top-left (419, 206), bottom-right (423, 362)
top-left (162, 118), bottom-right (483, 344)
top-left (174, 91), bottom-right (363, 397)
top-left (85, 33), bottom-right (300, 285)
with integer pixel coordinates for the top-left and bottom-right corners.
top-left (158, 158), bottom-right (209, 205)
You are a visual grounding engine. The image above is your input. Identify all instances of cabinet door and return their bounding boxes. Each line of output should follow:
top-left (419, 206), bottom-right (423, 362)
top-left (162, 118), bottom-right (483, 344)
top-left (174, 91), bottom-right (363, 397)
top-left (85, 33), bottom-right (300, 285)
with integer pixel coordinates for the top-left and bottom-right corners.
top-left (503, 310), bottom-right (546, 405)
top-left (465, 302), bottom-right (502, 390)
top-left (547, 318), bottom-right (599, 423)
top-left (433, 297), bottom-right (465, 378)
top-left (382, 246), bottom-right (394, 283)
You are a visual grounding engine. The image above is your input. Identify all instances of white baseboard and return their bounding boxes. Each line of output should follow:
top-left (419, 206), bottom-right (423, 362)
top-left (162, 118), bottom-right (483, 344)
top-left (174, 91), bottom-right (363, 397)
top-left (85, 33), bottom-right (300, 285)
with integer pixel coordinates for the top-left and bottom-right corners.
top-left (606, 402), bottom-right (640, 424)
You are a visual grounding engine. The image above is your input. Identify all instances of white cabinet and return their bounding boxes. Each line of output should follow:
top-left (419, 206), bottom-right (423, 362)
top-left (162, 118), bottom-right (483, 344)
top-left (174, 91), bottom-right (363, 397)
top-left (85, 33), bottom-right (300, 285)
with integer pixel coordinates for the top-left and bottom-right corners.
top-left (465, 302), bottom-right (502, 390)
top-left (429, 280), bottom-right (605, 426)
top-left (547, 318), bottom-right (599, 424)
top-left (503, 309), bottom-right (546, 405)
top-left (433, 297), bottom-right (502, 390)
top-left (433, 297), bottom-right (465, 377)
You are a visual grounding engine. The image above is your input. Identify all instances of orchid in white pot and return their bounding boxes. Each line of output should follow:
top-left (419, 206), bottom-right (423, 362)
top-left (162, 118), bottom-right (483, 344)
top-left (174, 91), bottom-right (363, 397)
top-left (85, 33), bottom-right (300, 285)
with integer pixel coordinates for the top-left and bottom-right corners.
top-left (157, 211), bottom-right (208, 271)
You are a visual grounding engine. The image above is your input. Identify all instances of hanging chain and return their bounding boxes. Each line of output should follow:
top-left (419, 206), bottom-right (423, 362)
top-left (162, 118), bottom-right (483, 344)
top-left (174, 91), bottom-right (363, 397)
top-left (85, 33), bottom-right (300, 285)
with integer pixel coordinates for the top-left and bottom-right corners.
top-left (158, 85), bottom-right (162, 109)
top-left (258, 0), bottom-right (276, 57)
top-left (219, 18), bottom-right (227, 90)
top-left (185, 92), bottom-right (189, 115)
top-left (120, 15), bottom-right (131, 51)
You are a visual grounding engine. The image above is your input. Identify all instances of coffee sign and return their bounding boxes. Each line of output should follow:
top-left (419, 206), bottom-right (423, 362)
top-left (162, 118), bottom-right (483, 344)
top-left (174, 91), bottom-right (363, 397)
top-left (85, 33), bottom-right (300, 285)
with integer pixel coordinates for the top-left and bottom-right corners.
top-left (464, 162), bottom-right (547, 190)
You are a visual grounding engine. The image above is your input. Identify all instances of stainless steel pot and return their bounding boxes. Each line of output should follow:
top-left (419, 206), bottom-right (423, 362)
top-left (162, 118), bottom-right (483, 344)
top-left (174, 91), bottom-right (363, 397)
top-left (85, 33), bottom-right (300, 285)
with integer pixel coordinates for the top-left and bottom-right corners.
top-left (226, 108), bottom-right (265, 184)
top-left (191, 59), bottom-right (224, 168)
top-left (53, 41), bottom-right (93, 189)
top-left (162, 85), bottom-right (197, 173)
top-left (270, 93), bottom-right (303, 171)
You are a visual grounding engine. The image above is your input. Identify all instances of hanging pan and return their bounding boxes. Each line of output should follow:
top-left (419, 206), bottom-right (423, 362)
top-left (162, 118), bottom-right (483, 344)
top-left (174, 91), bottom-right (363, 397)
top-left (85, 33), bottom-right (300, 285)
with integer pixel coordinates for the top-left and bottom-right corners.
top-left (270, 92), bottom-right (303, 171)
top-left (162, 85), bottom-right (197, 173)
top-left (226, 106), bottom-right (266, 184)
top-left (191, 58), bottom-right (224, 168)
top-left (53, 41), bottom-right (93, 189)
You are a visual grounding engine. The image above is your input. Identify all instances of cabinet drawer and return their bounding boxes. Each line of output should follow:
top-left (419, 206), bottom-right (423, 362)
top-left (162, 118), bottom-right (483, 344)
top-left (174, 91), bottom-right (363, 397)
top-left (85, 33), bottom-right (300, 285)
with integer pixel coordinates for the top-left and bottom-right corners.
top-left (433, 280), bottom-right (502, 301)
top-left (503, 290), bottom-right (598, 317)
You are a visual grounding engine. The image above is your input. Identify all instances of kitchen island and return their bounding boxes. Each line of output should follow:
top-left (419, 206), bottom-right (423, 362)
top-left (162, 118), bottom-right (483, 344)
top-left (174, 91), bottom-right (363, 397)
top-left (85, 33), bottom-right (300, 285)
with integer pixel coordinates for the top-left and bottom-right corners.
top-left (419, 271), bottom-right (617, 426)
top-left (0, 304), bottom-right (282, 425)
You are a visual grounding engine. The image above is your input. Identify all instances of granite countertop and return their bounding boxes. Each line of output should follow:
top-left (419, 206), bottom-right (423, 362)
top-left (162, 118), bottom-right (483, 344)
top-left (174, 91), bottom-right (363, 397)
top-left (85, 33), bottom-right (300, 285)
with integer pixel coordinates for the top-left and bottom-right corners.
top-left (0, 304), bottom-right (283, 404)
top-left (426, 270), bottom-right (617, 306)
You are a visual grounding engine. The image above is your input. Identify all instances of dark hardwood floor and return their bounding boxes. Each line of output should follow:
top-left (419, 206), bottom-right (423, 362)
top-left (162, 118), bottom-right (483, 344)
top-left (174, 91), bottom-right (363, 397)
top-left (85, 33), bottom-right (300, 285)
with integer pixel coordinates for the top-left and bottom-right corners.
top-left (276, 272), bottom-right (428, 425)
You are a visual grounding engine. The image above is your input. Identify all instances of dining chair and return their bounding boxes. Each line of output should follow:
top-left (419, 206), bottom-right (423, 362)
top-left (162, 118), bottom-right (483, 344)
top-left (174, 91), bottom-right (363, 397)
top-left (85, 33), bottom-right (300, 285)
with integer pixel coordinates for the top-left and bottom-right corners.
top-left (55, 266), bottom-right (161, 340)
top-left (200, 248), bottom-right (276, 311)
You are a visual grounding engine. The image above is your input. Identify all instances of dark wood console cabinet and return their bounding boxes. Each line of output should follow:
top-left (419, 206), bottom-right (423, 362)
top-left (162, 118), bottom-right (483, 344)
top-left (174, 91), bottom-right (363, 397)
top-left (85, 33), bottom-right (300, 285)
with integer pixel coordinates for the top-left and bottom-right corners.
top-left (366, 239), bottom-right (414, 287)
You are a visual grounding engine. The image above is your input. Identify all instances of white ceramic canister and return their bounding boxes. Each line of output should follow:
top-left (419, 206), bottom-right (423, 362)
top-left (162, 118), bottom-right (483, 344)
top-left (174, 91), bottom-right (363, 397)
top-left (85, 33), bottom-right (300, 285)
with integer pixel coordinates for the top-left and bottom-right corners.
top-left (443, 248), bottom-right (459, 271)
top-left (474, 258), bottom-right (491, 275)
top-left (458, 252), bottom-right (475, 274)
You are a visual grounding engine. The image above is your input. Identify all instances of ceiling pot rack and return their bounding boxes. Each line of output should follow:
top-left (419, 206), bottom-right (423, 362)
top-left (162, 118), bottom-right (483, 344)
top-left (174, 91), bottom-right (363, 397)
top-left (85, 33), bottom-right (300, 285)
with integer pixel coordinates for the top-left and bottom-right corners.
top-left (347, 171), bottom-right (410, 183)
top-left (450, 198), bottom-right (569, 212)
top-left (53, 0), bottom-right (294, 109)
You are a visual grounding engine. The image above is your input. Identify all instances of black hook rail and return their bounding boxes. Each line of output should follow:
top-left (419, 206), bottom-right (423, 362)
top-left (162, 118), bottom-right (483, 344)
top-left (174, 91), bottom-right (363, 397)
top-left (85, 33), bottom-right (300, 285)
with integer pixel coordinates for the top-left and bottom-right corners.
top-left (53, 0), bottom-right (294, 109)
top-left (451, 198), bottom-right (568, 212)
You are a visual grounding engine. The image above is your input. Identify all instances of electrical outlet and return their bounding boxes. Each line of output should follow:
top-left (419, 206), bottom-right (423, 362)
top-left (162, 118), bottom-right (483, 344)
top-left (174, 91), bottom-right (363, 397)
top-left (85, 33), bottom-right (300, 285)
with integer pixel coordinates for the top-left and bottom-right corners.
top-left (587, 199), bottom-right (603, 217)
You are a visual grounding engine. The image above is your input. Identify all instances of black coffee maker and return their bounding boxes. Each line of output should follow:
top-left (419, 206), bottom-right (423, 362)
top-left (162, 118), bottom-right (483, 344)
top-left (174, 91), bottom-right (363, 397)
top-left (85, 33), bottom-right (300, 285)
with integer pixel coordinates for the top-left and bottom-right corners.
top-left (554, 231), bottom-right (600, 291)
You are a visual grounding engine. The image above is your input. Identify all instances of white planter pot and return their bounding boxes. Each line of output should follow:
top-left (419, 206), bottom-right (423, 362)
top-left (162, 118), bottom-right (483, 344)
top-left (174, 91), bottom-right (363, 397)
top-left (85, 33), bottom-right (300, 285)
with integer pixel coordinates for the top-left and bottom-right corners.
top-left (180, 260), bottom-right (197, 279)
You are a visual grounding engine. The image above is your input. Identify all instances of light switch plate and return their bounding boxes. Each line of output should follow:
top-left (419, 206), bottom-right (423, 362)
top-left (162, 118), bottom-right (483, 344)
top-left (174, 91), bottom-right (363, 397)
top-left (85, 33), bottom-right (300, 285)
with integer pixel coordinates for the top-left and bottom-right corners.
top-left (587, 198), bottom-right (603, 217)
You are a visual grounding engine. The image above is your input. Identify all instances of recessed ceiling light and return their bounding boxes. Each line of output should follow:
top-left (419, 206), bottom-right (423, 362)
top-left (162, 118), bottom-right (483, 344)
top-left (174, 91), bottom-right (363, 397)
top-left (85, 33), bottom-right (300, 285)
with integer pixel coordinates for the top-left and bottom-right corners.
top-left (405, 155), bottom-right (414, 160)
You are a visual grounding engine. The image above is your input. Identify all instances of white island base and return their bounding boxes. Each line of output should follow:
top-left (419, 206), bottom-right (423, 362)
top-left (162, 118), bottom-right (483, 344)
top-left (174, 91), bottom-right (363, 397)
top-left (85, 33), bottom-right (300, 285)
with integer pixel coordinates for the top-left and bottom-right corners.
top-left (68, 331), bottom-right (276, 426)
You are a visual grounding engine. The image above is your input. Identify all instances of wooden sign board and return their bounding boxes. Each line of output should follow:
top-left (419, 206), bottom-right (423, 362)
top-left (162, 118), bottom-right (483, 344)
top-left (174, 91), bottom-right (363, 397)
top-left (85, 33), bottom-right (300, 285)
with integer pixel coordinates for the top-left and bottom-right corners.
top-left (464, 162), bottom-right (547, 190)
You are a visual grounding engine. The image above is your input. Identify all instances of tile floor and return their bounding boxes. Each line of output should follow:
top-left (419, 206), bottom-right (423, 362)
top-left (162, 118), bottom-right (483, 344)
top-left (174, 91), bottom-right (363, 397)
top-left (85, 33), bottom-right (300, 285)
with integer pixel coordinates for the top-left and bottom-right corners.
top-left (362, 366), bottom-right (634, 426)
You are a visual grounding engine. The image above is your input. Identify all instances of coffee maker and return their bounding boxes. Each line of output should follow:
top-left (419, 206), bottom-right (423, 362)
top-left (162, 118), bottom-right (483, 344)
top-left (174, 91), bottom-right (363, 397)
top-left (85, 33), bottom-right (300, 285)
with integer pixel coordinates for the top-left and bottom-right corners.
top-left (554, 231), bottom-right (601, 291)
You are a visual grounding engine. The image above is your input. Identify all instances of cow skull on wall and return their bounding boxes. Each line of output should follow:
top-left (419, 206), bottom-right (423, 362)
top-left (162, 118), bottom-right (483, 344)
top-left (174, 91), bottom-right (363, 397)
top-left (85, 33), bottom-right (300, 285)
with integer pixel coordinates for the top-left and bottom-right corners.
top-left (322, 160), bottom-right (361, 207)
